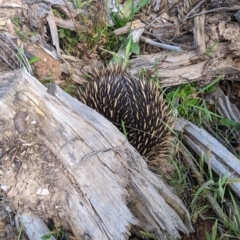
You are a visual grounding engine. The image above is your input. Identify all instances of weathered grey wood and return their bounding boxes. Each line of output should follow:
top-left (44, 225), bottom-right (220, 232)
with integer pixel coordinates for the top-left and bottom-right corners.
top-left (17, 214), bottom-right (56, 240)
top-left (129, 51), bottom-right (208, 87)
top-left (193, 15), bottom-right (206, 55)
top-left (175, 118), bottom-right (240, 198)
top-left (128, 49), bottom-right (240, 87)
top-left (0, 68), bottom-right (193, 239)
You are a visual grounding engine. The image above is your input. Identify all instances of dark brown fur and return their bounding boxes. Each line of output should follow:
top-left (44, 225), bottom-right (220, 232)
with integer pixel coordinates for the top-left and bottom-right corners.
top-left (79, 64), bottom-right (173, 161)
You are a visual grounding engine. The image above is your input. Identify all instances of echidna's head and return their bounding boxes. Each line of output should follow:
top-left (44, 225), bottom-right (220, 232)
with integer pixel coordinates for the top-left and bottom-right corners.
top-left (79, 64), bottom-right (173, 163)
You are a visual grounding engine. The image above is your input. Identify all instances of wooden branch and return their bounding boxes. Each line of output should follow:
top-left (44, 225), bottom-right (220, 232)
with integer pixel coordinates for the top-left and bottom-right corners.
top-left (175, 118), bottom-right (240, 198)
top-left (129, 51), bottom-right (208, 87)
top-left (128, 46), bottom-right (240, 87)
top-left (140, 36), bottom-right (182, 51)
top-left (0, 69), bottom-right (193, 239)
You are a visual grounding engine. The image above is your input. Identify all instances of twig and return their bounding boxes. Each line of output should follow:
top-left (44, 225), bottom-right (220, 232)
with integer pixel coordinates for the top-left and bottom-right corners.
top-left (145, 16), bottom-right (164, 29)
top-left (186, 7), bottom-right (238, 19)
top-left (140, 36), bottom-right (182, 51)
top-left (182, 0), bottom-right (206, 22)
top-left (144, 30), bottom-right (195, 50)
top-left (0, 3), bottom-right (25, 8)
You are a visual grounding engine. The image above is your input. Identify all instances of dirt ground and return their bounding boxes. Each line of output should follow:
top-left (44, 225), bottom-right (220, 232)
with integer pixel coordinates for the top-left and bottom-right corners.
top-left (182, 220), bottom-right (215, 240)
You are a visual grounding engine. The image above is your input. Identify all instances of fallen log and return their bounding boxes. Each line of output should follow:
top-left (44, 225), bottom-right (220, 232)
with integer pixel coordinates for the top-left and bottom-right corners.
top-left (175, 118), bottom-right (240, 198)
top-left (0, 68), bottom-right (193, 239)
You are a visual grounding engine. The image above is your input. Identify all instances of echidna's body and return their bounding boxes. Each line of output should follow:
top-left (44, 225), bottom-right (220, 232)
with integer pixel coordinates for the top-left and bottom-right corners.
top-left (79, 64), bottom-right (173, 161)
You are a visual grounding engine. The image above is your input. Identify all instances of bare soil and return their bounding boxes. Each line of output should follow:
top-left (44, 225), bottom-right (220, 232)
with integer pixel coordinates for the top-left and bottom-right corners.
top-left (27, 45), bottom-right (62, 82)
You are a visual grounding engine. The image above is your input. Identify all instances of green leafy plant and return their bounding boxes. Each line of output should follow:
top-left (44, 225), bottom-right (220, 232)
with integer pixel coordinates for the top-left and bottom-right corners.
top-left (206, 42), bottom-right (218, 57)
top-left (220, 118), bottom-right (240, 130)
top-left (205, 219), bottom-right (218, 240)
top-left (71, 0), bottom-right (93, 9)
top-left (139, 230), bottom-right (157, 239)
top-left (41, 226), bottom-right (65, 240)
top-left (52, 9), bottom-right (65, 18)
top-left (166, 84), bottom-right (215, 124)
top-left (29, 56), bottom-right (41, 64)
top-left (125, 35), bottom-right (140, 58)
top-left (166, 74), bottom-right (225, 125)
top-left (41, 76), bottom-right (55, 85)
top-left (11, 16), bottom-right (20, 26)
top-left (60, 78), bottom-right (79, 97)
top-left (190, 179), bottom-right (215, 208)
top-left (57, 6), bottom-right (120, 60)
top-left (121, 120), bottom-right (128, 139)
top-left (222, 189), bottom-right (240, 238)
top-left (58, 28), bottom-right (81, 55)
top-left (110, 35), bottom-right (140, 65)
top-left (17, 225), bottom-right (23, 240)
top-left (188, 152), bottom-right (240, 239)
top-left (11, 17), bottom-right (28, 41)
top-left (14, 27), bottom-right (27, 41)
top-left (121, 0), bottom-right (151, 19)
top-left (134, 0), bottom-right (151, 13)
top-left (166, 157), bottom-right (189, 195)
top-left (111, 0), bottom-right (150, 29)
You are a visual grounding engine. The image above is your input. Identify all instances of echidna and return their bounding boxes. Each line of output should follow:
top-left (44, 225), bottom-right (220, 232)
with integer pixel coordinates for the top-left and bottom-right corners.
top-left (79, 64), bottom-right (173, 161)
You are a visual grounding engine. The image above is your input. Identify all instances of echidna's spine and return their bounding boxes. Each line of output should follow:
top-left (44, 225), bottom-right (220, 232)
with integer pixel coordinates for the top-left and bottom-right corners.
top-left (79, 64), bottom-right (173, 161)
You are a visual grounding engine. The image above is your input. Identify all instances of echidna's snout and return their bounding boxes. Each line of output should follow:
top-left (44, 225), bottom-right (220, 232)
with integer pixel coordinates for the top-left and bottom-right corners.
top-left (79, 64), bottom-right (173, 161)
